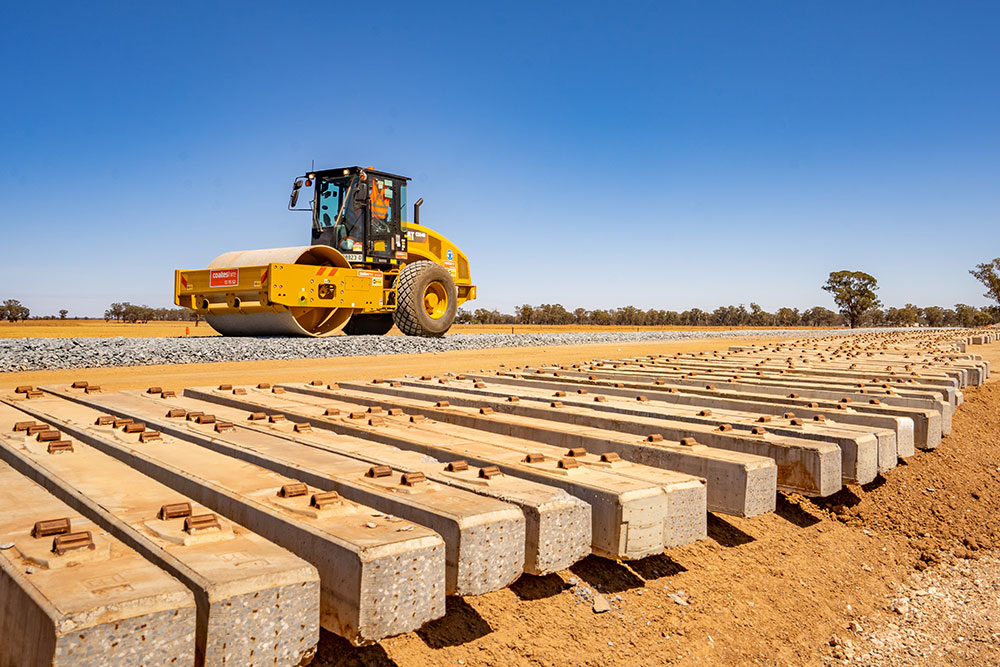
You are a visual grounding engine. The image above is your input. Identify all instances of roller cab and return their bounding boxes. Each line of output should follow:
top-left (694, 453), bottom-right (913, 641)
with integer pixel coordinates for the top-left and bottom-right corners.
top-left (307, 167), bottom-right (411, 268)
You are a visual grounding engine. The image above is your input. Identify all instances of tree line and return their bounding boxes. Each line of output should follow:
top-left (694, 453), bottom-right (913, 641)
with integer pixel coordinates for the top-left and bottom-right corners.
top-left (0, 299), bottom-right (196, 323)
top-left (456, 302), bottom-right (999, 328)
top-left (103, 302), bottom-right (196, 323)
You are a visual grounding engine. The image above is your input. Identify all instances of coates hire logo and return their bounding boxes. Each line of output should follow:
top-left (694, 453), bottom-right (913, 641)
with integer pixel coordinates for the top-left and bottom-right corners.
top-left (209, 269), bottom-right (239, 288)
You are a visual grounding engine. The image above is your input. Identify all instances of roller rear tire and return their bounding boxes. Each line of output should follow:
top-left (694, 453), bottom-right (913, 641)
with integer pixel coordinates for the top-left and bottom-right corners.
top-left (342, 313), bottom-right (395, 336)
top-left (393, 262), bottom-right (458, 337)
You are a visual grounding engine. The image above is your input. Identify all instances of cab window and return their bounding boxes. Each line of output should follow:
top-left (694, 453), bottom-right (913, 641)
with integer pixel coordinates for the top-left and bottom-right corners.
top-left (317, 180), bottom-right (344, 229)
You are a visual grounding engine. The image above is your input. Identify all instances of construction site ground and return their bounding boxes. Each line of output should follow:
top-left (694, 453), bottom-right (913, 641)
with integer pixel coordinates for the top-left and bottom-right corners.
top-left (1, 333), bottom-right (997, 666)
top-left (308, 342), bottom-right (1000, 667)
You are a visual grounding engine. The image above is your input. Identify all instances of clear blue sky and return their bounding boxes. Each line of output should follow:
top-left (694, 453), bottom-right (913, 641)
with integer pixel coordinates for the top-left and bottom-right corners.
top-left (1, 1), bottom-right (998, 318)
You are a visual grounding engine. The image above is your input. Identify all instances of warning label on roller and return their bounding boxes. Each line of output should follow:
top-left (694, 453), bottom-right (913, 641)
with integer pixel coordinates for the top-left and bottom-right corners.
top-left (357, 270), bottom-right (383, 287)
top-left (209, 269), bottom-right (239, 288)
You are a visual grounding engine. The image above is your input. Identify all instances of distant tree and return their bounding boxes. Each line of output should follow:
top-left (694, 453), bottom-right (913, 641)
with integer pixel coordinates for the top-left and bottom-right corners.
top-left (59, 309), bottom-right (69, 320)
top-left (590, 309), bottom-right (612, 326)
top-left (644, 308), bottom-right (679, 326)
top-left (534, 303), bottom-right (572, 325)
top-left (2, 299), bottom-right (29, 322)
top-left (105, 302), bottom-right (126, 322)
top-left (102, 301), bottom-right (195, 323)
top-left (921, 306), bottom-right (944, 328)
top-left (711, 306), bottom-right (730, 326)
top-left (615, 305), bottom-right (642, 326)
top-left (748, 303), bottom-right (774, 327)
top-left (573, 307), bottom-right (589, 324)
top-left (822, 271), bottom-right (881, 328)
top-left (802, 306), bottom-right (843, 327)
top-left (900, 303), bottom-right (921, 326)
top-left (864, 308), bottom-right (886, 327)
top-left (970, 258), bottom-right (1000, 306)
top-left (516, 304), bottom-right (534, 325)
top-left (710, 304), bottom-right (750, 326)
top-left (954, 304), bottom-right (979, 328)
top-left (775, 307), bottom-right (801, 327)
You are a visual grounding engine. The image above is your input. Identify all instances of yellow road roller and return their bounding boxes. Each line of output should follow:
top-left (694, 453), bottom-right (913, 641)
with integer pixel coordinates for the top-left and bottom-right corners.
top-left (174, 166), bottom-right (476, 337)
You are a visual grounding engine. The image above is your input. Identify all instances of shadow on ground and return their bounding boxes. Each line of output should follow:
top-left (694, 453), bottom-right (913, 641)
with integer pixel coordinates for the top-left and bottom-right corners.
top-left (510, 572), bottom-right (566, 601)
top-left (570, 552), bottom-right (688, 592)
top-left (417, 596), bottom-right (494, 648)
top-left (570, 555), bottom-right (644, 592)
top-left (707, 512), bottom-right (756, 547)
top-left (314, 631), bottom-right (398, 667)
top-left (775, 493), bottom-right (823, 527)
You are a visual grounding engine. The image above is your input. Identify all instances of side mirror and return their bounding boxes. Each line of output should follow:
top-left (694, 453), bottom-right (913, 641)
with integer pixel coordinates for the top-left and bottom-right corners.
top-left (289, 180), bottom-right (303, 208)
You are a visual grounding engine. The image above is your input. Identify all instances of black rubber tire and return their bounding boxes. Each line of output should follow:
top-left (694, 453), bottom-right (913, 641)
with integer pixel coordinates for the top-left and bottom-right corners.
top-left (393, 261), bottom-right (458, 337)
top-left (342, 313), bottom-right (395, 336)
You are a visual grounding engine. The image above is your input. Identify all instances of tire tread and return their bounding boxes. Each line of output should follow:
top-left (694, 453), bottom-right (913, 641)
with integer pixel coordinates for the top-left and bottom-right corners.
top-left (393, 262), bottom-right (456, 337)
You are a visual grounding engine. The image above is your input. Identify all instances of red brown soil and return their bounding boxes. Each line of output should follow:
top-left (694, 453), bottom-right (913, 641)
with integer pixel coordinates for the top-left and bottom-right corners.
top-left (313, 345), bottom-right (1000, 667)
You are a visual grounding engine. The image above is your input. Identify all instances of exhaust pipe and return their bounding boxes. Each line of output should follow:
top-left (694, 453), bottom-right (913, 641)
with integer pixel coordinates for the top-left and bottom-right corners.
top-left (413, 197), bottom-right (424, 225)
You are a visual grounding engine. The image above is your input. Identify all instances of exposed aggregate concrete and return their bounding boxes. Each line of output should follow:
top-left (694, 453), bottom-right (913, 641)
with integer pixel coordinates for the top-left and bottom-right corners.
top-left (0, 328), bottom-right (902, 372)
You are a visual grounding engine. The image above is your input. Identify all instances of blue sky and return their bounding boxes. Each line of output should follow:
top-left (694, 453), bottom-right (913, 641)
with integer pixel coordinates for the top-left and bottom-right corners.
top-left (1, 1), bottom-right (998, 318)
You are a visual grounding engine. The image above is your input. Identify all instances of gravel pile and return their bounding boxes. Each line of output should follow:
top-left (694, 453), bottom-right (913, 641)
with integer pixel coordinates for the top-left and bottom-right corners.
top-left (826, 552), bottom-right (1000, 665)
top-left (1, 328), bottom-right (874, 372)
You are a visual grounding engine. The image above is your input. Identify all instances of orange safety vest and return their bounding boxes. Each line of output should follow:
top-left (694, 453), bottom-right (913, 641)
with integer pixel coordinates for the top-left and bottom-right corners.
top-left (370, 181), bottom-right (390, 219)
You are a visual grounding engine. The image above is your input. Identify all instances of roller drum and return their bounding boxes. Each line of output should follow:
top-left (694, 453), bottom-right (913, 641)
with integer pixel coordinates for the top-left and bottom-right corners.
top-left (205, 246), bottom-right (355, 337)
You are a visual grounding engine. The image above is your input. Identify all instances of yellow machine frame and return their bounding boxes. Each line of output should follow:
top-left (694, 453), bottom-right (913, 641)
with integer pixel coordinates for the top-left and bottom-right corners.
top-left (174, 223), bottom-right (476, 319)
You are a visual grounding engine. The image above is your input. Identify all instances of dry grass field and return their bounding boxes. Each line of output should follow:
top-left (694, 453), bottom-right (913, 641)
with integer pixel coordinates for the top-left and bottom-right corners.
top-left (0, 319), bottom-right (831, 339)
top-left (0, 319), bottom-right (218, 338)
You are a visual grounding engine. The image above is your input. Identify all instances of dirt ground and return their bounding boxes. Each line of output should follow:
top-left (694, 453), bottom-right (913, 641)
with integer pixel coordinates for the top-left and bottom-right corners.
top-left (303, 344), bottom-right (1000, 667)
top-left (0, 320), bottom-right (828, 339)
top-left (3, 334), bottom-right (997, 666)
